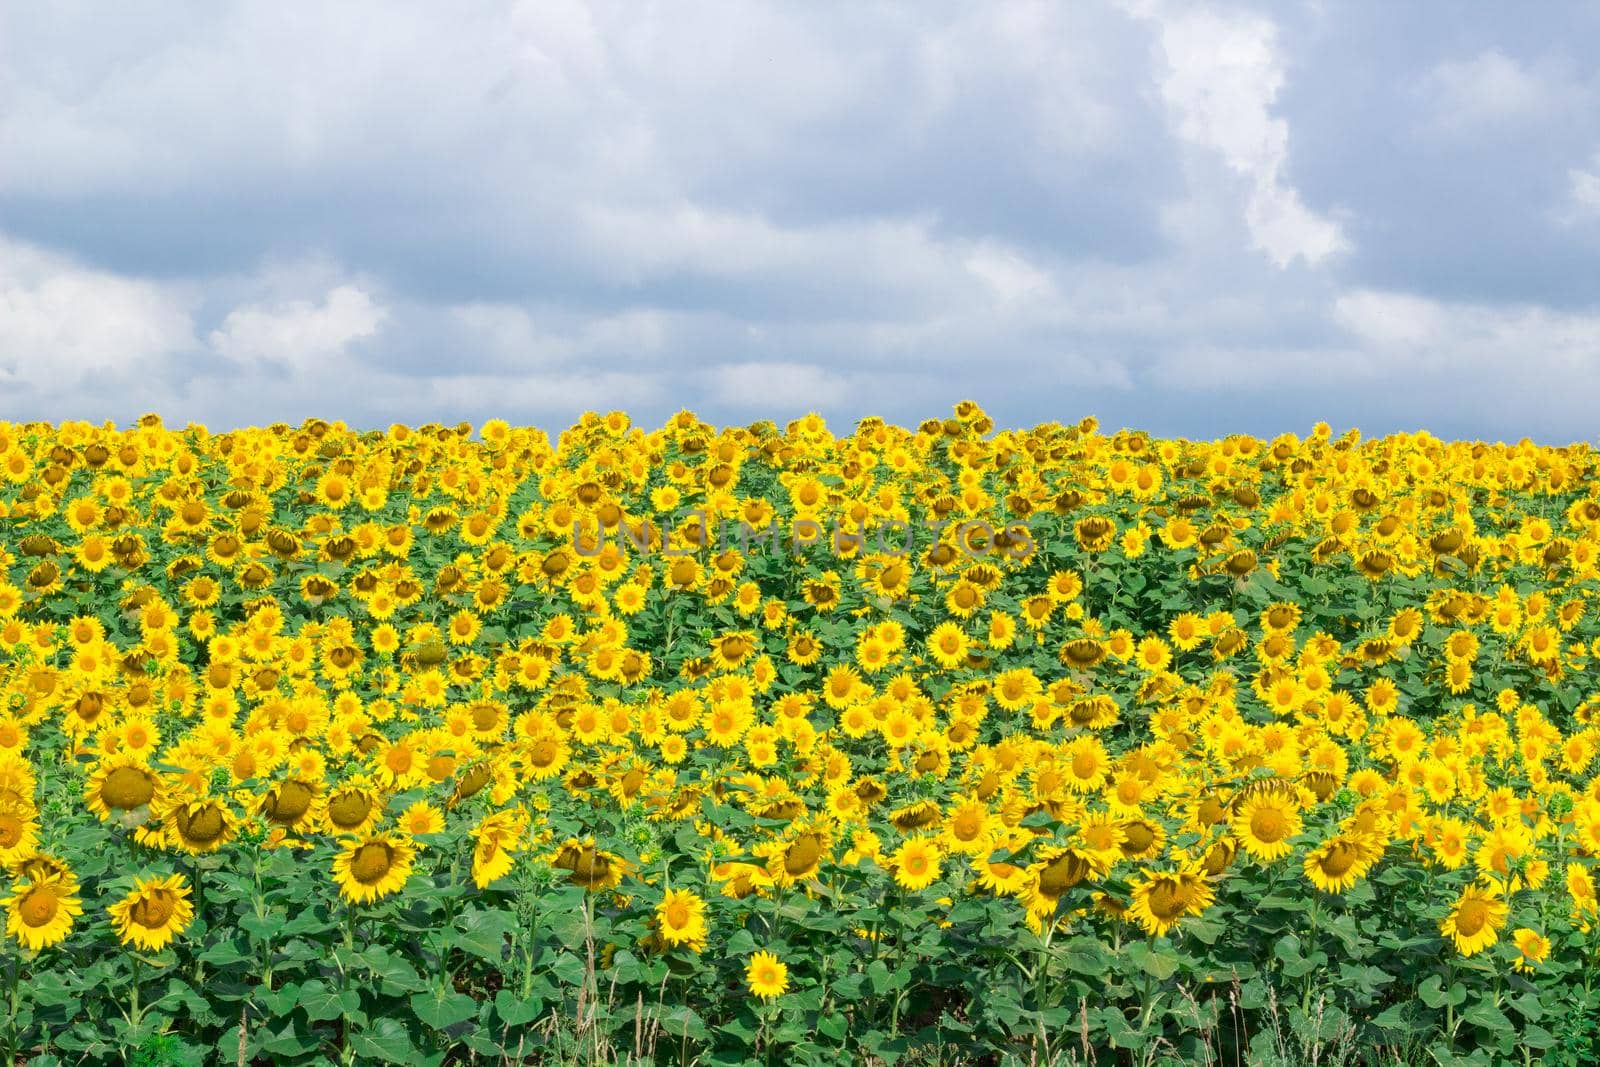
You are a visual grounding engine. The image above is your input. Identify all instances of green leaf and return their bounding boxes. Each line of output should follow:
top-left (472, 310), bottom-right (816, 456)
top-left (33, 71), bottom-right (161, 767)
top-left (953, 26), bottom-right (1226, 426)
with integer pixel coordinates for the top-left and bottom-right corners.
top-left (1418, 974), bottom-right (1467, 1009)
top-left (1521, 1024), bottom-right (1555, 1050)
top-left (1127, 941), bottom-right (1180, 980)
top-left (661, 1005), bottom-right (709, 1041)
top-left (453, 906), bottom-right (515, 963)
top-left (411, 988), bottom-right (479, 1031)
top-left (350, 1018), bottom-right (418, 1063)
top-left (818, 1013), bottom-right (848, 1042)
top-left (1370, 1003), bottom-right (1417, 1033)
top-left (1462, 998), bottom-right (1511, 1031)
top-left (359, 946), bottom-right (430, 995)
top-left (295, 979), bottom-right (347, 1024)
top-left (1508, 991), bottom-right (1543, 1021)
top-left (1182, 915), bottom-right (1224, 946)
top-left (494, 989), bottom-right (544, 1028)
top-left (1062, 936), bottom-right (1110, 976)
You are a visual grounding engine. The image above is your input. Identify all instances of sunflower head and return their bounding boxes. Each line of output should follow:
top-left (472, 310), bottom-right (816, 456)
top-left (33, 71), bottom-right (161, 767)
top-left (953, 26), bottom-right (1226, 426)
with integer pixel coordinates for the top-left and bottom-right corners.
top-left (333, 834), bottom-right (417, 905)
top-left (108, 873), bottom-right (194, 952)
top-left (4, 872), bottom-right (83, 952)
top-left (86, 757), bottom-right (163, 825)
top-left (167, 798), bottom-right (236, 854)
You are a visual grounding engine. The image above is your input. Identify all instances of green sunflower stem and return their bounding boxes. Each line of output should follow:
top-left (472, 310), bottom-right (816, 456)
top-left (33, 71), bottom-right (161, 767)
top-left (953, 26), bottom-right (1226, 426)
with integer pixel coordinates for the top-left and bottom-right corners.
top-left (1035, 921), bottom-right (1056, 1060)
top-left (192, 862), bottom-right (206, 986)
top-left (340, 901), bottom-right (359, 1066)
top-left (1302, 896), bottom-right (1320, 1015)
top-left (129, 953), bottom-right (144, 1039)
top-left (6, 952), bottom-right (20, 1061)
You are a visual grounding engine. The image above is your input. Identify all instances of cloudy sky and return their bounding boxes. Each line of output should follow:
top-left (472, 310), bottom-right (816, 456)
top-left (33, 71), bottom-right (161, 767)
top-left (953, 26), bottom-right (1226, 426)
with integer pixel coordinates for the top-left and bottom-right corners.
top-left (4, 1), bottom-right (1600, 441)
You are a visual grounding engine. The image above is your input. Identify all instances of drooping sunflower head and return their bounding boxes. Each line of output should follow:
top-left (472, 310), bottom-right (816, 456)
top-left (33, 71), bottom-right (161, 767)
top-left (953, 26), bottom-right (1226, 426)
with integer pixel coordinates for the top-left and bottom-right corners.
top-left (323, 782), bottom-right (384, 836)
top-left (108, 873), bottom-right (194, 952)
top-left (1303, 834), bottom-right (1379, 894)
top-left (259, 778), bottom-right (319, 829)
top-left (85, 756), bottom-right (164, 825)
top-left (1129, 868), bottom-right (1216, 938)
top-left (551, 838), bottom-right (626, 892)
top-left (166, 797), bottom-right (237, 854)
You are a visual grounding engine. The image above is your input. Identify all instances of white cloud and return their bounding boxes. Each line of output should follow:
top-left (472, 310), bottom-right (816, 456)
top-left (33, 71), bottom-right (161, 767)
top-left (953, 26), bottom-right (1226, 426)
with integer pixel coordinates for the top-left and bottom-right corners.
top-left (0, 234), bottom-right (195, 392)
top-left (1324, 286), bottom-right (1600, 429)
top-left (1566, 152), bottom-right (1600, 222)
top-left (963, 244), bottom-right (1057, 306)
top-left (1138, 5), bottom-right (1349, 269)
top-left (706, 362), bottom-right (851, 409)
top-left (1332, 290), bottom-right (1448, 350)
top-left (208, 285), bottom-right (387, 370)
top-left (404, 369), bottom-right (663, 415)
top-left (449, 304), bottom-right (673, 368)
top-left (1418, 50), bottom-right (1552, 132)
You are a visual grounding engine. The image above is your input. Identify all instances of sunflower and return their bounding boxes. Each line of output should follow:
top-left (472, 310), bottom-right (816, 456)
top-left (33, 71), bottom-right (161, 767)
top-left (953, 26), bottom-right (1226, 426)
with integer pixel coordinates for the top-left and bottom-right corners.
top-left (891, 838), bottom-right (943, 892)
top-left (84, 755), bottom-right (164, 824)
top-left (1511, 927), bottom-right (1549, 972)
top-left (1062, 737), bottom-right (1111, 793)
top-left (655, 888), bottom-right (708, 953)
top-left (323, 782), bottom-right (384, 837)
top-left (166, 797), bottom-right (237, 854)
top-left (746, 950), bottom-right (789, 1000)
top-left (4, 873), bottom-right (81, 952)
top-left (107, 873), bottom-right (194, 951)
top-left (973, 851), bottom-right (1031, 896)
top-left (551, 838), bottom-right (626, 892)
top-left (400, 801), bottom-right (445, 838)
top-left (333, 834), bottom-right (417, 905)
top-left (941, 798), bottom-right (998, 856)
top-left (927, 623), bottom-right (970, 670)
top-left (471, 809), bottom-right (527, 889)
top-left (1302, 833), bottom-right (1378, 893)
top-left (259, 778), bottom-right (319, 830)
top-left (1128, 867), bottom-right (1216, 937)
top-left (0, 801), bottom-right (39, 866)
top-left (1024, 845), bottom-right (1096, 916)
top-left (1232, 791), bottom-right (1302, 862)
top-left (1441, 882), bottom-right (1507, 957)
top-left (759, 828), bottom-right (831, 886)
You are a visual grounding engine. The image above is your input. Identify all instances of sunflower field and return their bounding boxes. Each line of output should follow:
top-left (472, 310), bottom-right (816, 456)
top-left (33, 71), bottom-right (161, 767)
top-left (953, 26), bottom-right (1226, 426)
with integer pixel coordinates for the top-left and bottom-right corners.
top-left (5, 407), bottom-right (1600, 1065)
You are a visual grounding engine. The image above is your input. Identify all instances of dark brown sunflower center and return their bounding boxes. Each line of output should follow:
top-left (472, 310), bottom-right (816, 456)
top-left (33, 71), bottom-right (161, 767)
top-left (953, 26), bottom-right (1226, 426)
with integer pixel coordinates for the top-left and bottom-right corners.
top-left (329, 793), bottom-right (372, 829)
top-left (350, 842), bottom-right (394, 884)
top-left (263, 780), bottom-right (314, 824)
top-left (130, 891), bottom-right (176, 928)
top-left (1122, 822), bottom-right (1156, 852)
top-left (102, 766), bottom-right (156, 809)
top-left (1250, 809), bottom-right (1289, 844)
top-left (565, 848), bottom-right (611, 888)
top-left (1146, 879), bottom-right (1187, 920)
top-left (892, 805), bottom-right (938, 831)
top-left (177, 803), bottom-right (225, 844)
top-left (1039, 851), bottom-right (1090, 897)
top-left (783, 834), bottom-right (823, 876)
top-left (20, 886), bottom-right (59, 927)
top-left (1455, 899), bottom-right (1488, 937)
top-left (1318, 843), bottom-right (1359, 878)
